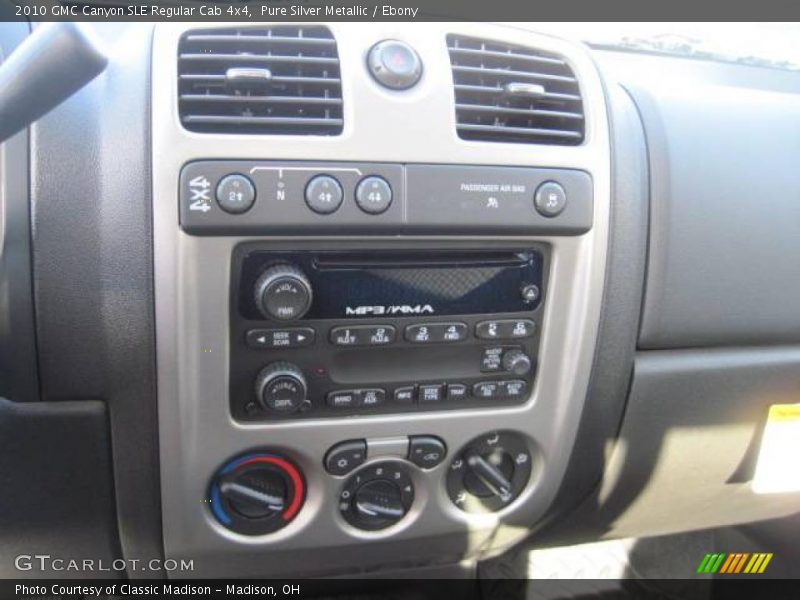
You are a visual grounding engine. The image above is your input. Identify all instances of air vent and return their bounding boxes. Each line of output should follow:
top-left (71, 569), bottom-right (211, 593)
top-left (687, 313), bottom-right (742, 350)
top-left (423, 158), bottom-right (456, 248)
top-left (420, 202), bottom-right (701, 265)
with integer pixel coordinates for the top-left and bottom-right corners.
top-left (447, 35), bottom-right (584, 145)
top-left (178, 26), bottom-right (343, 135)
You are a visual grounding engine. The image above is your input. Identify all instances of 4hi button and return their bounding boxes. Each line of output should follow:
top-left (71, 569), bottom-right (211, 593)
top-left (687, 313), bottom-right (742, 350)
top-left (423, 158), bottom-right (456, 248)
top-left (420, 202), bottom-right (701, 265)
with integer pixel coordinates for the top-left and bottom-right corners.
top-left (216, 174), bottom-right (256, 214)
top-left (305, 175), bottom-right (343, 214)
top-left (534, 181), bottom-right (567, 217)
top-left (355, 176), bottom-right (392, 214)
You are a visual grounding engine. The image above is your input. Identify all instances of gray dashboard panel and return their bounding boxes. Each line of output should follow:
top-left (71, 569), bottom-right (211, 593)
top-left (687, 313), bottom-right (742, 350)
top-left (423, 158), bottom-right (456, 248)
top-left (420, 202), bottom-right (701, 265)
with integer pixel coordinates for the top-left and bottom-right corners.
top-left (604, 52), bottom-right (800, 348)
top-left (153, 23), bottom-right (611, 577)
top-left (550, 346), bottom-right (800, 542)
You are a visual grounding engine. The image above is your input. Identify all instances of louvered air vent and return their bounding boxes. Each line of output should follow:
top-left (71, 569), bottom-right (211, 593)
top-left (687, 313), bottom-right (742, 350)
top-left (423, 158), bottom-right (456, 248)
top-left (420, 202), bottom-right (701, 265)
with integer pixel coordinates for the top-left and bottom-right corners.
top-left (447, 35), bottom-right (584, 145)
top-left (178, 26), bottom-right (343, 135)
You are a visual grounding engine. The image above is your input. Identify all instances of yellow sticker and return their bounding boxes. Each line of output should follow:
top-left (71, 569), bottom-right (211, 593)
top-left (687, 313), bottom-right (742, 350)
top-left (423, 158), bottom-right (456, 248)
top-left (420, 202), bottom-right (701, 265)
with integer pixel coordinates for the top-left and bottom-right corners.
top-left (753, 404), bottom-right (800, 494)
top-left (767, 404), bottom-right (800, 422)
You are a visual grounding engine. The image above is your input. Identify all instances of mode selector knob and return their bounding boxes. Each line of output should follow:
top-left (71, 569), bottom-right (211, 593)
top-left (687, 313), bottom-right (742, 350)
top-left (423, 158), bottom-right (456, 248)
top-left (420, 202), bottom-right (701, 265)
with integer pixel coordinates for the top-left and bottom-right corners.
top-left (255, 362), bottom-right (308, 414)
top-left (502, 349), bottom-right (532, 376)
top-left (254, 264), bottom-right (313, 321)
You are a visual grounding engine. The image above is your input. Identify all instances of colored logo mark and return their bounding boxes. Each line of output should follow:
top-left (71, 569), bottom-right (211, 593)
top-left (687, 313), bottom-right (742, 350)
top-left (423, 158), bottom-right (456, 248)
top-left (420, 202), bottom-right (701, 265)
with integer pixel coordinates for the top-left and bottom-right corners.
top-left (696, 553), bottom-right (773, 574)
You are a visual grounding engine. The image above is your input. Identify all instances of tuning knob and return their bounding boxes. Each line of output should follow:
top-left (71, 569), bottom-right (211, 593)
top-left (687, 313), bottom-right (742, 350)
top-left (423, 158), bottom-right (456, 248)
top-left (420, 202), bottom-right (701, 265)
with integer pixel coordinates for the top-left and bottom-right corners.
top-left (208, 451), bottom-right (305, 535)
top-left (254, 264), bottom-right (313, 321)
top-left (255, 362), bottom-right (308, 414)
top-left (502, 349), bottom-right (532, 376)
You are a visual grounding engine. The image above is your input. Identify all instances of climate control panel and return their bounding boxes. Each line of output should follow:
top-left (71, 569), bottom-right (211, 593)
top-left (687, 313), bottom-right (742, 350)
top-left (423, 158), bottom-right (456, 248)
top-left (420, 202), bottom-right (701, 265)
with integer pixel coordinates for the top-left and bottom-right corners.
top-left (229, 247), bottom-right (547, 421)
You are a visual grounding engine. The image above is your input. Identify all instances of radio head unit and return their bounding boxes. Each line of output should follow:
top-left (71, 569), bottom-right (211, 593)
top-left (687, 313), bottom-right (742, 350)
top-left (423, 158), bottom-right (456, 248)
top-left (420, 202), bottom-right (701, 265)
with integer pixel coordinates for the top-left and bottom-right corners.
top-left (229, 247), bottom-right (547, 421)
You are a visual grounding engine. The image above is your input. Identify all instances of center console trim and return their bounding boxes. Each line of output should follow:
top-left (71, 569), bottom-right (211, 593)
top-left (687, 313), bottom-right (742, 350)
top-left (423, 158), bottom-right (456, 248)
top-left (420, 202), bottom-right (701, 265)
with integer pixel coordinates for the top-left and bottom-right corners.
top-left (152, 22), bottom-right (611, 577)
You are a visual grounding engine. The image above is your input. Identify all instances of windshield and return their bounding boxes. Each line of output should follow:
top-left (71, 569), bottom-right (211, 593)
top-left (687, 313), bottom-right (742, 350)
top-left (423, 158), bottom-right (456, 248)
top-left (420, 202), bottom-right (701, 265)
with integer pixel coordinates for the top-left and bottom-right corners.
top-left (523, 23), bottom-right (800, 71)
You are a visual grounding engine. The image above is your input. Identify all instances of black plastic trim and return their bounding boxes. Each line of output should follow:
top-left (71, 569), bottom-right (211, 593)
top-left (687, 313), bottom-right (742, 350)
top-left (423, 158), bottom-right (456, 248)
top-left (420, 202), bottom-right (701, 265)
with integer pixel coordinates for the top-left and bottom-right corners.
top-left (0, 22), bottom-right (39, 403)
top-left (29, 24), bottom-right (162, 574)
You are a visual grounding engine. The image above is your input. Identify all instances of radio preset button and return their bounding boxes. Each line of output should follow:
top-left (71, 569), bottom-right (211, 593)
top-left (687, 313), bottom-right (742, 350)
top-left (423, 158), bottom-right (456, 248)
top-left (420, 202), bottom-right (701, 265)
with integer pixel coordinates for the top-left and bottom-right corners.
top-left (330, 325), bottom-right (396, 346)
top-left (418, 384), bottom-right (443, 403)
top-left (393, 386), bottom-right (415, 403)
top-left (216, 173), bottom-right (256, 214)
top-left (305, 175), bottom-right (344, 214)
top-left (246, 328), bottom-right (315, 349)
top-left (325, 440), bottom-right (367, 476)
top-left (355, 176), bottom-right (393, 214)
top-left (446, 383), bottom-right (468, 401)
top-left (476, 319), bottom-right (536, 340)
top-left (405, 322), bottom-right (468, 344)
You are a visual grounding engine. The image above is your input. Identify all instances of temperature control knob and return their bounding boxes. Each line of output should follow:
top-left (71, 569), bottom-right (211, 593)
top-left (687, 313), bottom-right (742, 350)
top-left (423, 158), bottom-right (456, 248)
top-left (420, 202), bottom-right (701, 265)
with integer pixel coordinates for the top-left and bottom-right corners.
top-left (447, 431), bottom-right (532, 513)
top-left (254, 264), bottom-right (313, 321)
top-left (208, 451), bottom-right (305, 535)
top-left (255, 362), bottom-right (308, 414)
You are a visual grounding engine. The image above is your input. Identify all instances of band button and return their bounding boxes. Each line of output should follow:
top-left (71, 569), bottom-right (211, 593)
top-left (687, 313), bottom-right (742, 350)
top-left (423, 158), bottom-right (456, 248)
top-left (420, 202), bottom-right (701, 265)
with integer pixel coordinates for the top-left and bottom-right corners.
top-left (327, 390), bottom-right (361, 409)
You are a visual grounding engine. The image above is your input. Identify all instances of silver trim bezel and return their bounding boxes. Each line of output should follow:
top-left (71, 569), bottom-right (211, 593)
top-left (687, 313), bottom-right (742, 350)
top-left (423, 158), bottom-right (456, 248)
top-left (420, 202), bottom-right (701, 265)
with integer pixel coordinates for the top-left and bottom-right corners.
top-left (153, 22), bottom-right (611, 577)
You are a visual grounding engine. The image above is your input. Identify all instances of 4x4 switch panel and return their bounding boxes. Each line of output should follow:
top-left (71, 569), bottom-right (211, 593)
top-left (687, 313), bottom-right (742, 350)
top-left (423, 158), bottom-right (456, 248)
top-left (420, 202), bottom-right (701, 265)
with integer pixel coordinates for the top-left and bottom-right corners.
top-left (180, 160), bottom-right (593, 236)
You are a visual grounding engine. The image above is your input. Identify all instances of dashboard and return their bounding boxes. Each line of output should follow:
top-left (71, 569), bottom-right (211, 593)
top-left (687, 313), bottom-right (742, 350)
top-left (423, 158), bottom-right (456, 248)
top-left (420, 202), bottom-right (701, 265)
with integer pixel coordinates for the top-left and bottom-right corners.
top-left (1, 20), bottom-right (799, 580)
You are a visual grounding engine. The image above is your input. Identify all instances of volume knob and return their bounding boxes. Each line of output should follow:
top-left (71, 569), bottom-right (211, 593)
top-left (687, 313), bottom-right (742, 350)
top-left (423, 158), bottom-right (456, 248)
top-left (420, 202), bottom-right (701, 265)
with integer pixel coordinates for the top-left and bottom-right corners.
top-left (254, 264), bottom-right (313, 321)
